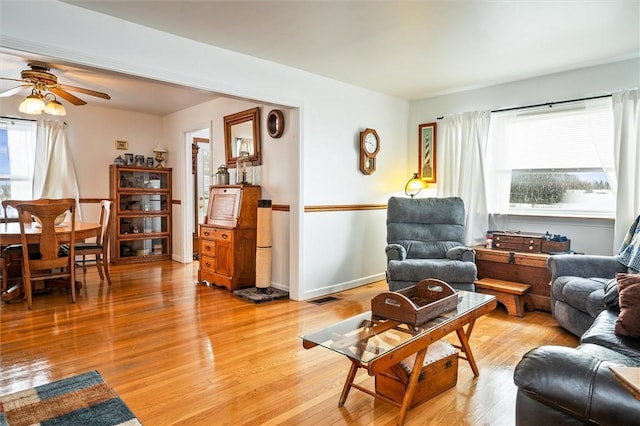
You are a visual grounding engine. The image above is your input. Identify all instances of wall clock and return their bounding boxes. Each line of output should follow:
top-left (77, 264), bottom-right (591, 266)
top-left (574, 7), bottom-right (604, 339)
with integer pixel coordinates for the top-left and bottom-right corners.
top-left (359, 128), bottom-right (380, 175)
top-left (267, 109), bottom-right (285, 138)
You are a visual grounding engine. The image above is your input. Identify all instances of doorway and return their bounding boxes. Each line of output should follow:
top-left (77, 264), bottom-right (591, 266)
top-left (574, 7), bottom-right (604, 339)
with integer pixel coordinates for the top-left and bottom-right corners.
top-left (188, 130), bottom-right (211, 260)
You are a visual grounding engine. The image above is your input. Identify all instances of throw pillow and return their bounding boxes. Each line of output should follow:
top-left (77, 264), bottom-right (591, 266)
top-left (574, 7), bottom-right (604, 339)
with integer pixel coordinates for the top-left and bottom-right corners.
top-left (614, 273), bottom-right (640, 338)
top-left (603, 277), bottom-right (620, 309)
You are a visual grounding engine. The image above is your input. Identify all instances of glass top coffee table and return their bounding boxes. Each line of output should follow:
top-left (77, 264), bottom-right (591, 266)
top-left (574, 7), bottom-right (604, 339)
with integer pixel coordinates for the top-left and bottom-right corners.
top-left (301, 290), bottom-right (496, 425)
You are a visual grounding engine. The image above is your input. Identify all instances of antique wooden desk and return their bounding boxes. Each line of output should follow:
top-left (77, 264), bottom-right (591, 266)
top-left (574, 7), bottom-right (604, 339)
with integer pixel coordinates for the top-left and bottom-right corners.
top-left (301, 291), bottom-right (496, 425)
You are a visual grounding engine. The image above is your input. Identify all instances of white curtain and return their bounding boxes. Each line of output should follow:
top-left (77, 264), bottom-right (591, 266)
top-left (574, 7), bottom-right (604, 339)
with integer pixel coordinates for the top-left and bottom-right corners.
top-left (437, 111), bottom-right (491, 245)
top-left (612, 89), bottom-right (640, 251)
top-left (33, 119), bottom-right (82, 220)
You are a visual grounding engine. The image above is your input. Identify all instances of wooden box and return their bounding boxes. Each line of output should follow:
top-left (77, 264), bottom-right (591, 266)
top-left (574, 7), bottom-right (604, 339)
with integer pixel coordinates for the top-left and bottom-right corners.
top-left (474, 246), bottom-right (551, 311)
top-left (492, 232), bottom-right (543, 252)
top-left (492, 232), bottom-right (570, 253)
top-left (375, 340), bottom-right (458, 408)
top-left (371, 279), bottom-right (458, 326)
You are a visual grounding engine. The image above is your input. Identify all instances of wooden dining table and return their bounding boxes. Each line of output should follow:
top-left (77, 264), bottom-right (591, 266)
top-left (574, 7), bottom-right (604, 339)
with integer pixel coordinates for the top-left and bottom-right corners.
top-left (0, 221), bottom-right (101, 302)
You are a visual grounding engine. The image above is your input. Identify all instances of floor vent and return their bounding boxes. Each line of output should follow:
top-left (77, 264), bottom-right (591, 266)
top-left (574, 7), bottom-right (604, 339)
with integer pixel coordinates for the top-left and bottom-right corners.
top-left (309, 296), bottom-right (340, 305)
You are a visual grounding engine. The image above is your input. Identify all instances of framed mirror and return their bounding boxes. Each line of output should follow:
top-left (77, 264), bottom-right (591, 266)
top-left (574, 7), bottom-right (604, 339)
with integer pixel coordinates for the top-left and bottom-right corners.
top-left (224, 107), bottom-right (261, 167)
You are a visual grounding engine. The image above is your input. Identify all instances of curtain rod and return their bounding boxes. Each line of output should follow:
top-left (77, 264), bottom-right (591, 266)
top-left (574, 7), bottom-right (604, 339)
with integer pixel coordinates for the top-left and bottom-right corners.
top-left (0, 116), bottom-right (37, 122)
top-left (436, 93), bottom-right (612, 120)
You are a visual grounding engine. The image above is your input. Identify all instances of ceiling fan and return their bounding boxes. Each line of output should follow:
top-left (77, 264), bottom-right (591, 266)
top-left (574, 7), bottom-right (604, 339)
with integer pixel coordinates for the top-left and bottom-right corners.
top-left (0, 62), bottom-right (111, 114)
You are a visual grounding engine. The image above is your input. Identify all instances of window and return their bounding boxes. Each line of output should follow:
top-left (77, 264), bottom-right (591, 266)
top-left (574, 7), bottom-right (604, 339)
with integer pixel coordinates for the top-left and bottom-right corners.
top-left (486, 98), bottom-right (614, 218)
top-left (0, 118), bottom-right (37, 219)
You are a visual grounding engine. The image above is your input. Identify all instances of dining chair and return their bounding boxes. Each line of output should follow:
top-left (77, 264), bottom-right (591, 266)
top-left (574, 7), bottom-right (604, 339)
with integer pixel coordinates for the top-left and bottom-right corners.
top-left (0, 199), bottom-right (45, 303)
top-left (16, 198), bottom-right (76, 310)
top-left (73, 200), bottom-right (112, 286)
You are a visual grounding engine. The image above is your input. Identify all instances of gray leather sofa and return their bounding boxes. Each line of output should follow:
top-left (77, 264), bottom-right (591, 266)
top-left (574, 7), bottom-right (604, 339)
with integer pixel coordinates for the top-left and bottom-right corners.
top-left (548, 254), bottom-right (627, 337)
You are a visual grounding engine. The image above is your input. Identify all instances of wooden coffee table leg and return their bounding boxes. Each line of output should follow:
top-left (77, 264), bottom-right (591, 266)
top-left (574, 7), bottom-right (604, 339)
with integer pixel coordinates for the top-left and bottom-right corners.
top-left (456, 320), bottom-right (479, 376)
top-left (339, 361), bottom-right (359, 407)
top-left (397, 347), bottom-right (427, 425)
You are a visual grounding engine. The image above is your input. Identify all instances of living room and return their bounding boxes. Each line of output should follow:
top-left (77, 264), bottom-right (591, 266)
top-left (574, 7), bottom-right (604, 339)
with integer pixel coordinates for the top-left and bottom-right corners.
top-left (1, 1), bottom-right (639, 425)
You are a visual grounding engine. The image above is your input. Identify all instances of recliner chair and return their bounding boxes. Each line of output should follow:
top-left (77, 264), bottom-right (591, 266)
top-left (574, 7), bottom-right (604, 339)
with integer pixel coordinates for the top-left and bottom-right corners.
top-left (385, 196), bottom-right (477, 292)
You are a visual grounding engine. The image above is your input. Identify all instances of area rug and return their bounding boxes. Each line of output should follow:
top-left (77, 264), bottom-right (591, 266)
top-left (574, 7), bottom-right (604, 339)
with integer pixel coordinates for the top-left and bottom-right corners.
top-left (0, 370), bottom-right (141, 426)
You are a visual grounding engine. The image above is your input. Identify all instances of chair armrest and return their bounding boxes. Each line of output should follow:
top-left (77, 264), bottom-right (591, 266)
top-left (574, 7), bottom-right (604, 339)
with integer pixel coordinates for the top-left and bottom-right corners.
top-left (547, 254), bottom-right (626, 281)
top-left (385, 244), bottom-right (407, 261)
top-left (446, 246), bottom-right (476, 262)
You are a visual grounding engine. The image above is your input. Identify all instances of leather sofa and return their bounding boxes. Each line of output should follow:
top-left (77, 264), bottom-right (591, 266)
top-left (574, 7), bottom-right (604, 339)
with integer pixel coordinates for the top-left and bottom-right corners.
top-left (514, 274), bottom-right (640, 424)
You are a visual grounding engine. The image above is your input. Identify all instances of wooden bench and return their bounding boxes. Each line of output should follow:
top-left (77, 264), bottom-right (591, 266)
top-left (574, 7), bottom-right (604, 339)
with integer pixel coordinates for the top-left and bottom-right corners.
top-left (475, 278), bottom-right (535, 317)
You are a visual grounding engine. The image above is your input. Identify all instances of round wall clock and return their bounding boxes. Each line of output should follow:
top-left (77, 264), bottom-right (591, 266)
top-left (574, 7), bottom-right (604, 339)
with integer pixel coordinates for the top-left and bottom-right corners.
top-left (267, 109), bottom-right (285, 138)
top-left (359, 128), bottom-right (380, 175)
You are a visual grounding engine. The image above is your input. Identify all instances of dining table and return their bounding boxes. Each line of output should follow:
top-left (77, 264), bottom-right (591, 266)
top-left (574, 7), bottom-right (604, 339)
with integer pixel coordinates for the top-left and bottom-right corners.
top-left (0, 221), bottom-right (101, 302)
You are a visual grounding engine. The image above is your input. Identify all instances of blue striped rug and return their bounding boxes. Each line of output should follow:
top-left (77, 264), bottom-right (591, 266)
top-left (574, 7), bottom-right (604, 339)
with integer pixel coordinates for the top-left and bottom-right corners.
top-left (0, 370), bottom-right (141, 426)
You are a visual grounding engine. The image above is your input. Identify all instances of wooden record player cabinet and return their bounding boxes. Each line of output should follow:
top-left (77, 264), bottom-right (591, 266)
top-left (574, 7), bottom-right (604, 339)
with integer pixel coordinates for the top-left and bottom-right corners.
top-left (198, 185), bottom-right (261, 291)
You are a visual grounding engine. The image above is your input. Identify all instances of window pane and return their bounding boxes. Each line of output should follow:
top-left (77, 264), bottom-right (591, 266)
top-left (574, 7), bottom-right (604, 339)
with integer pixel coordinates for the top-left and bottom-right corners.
top-left (487, 98), bottom-right (614, 218)
top-left (0, 119), bottom-right (36, 218)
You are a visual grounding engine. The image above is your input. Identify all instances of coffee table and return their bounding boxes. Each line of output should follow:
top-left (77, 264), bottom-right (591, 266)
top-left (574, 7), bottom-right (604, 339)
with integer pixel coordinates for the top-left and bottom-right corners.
top-left (301, 290), bottom-right (496, 425)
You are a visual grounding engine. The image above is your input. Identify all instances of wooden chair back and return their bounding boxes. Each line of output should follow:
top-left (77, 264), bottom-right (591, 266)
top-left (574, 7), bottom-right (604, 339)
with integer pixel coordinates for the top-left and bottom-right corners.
top-left (16, 198), bottom-right (76, 309)
top-left (97, 200), bottom-right (112, 246)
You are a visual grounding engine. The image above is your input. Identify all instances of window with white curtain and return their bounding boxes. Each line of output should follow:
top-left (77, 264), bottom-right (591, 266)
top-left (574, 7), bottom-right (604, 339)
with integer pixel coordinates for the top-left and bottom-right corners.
top-left (0, 118), bottom-right (36, 218)
top-left (486, 97), bottom-right (614, 218)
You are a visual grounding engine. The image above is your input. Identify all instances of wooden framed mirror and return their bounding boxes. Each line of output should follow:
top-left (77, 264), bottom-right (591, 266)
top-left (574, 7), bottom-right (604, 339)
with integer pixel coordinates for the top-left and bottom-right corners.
top-left (224, 107), bottom-right (261, 167)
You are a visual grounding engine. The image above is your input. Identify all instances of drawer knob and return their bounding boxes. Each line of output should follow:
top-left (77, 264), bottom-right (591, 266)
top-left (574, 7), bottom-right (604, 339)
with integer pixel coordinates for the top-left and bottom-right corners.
top-left (205, 246), bottom-right (211, 252)
top-left (205, 262), bottom-right (211, 268)
top-left (222, 233), bottom-right (228, 239)
top-left (495, 243), bottom-right (501, 248)
top-left (204, 231), bottom-right (210, 237)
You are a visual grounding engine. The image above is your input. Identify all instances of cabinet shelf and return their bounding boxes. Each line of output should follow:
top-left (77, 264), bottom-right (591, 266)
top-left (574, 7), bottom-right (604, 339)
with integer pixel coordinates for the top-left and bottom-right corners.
top-left (110, 165), bottom-right (172, 265)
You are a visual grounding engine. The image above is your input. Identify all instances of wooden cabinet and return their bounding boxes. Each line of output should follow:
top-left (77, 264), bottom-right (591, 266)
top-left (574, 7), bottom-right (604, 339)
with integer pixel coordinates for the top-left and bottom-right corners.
top-left (474, 246), bottom-right (551, 311)
top-left (109, 165), bottom-right (172, 265)
top-left (198, 185), bottom-right (260, 291)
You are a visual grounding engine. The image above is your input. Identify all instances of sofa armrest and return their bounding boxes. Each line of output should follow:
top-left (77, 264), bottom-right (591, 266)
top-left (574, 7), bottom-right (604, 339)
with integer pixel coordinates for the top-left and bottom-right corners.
top-left (446, 246), bottom-right (476, 263)
top-left (547, 254), bottom-right (626, 281)
top-left (385, 243), bottom-right (407, 261)
top-left (514, 345), bottom-right (640, 425)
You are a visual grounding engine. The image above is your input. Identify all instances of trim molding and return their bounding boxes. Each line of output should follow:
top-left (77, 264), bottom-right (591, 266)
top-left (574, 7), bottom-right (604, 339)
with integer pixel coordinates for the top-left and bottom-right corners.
top-left (305, 204), bottom-right (387, 212)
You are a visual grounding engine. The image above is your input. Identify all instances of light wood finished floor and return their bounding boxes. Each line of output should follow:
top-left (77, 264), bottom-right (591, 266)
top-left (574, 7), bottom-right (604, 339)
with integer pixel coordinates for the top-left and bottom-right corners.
top-left (0, 261), bottom-right (578, 425)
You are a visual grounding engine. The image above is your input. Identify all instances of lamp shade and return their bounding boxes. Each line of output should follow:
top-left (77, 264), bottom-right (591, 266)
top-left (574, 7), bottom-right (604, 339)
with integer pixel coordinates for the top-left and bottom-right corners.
top-left (404, 172), bottom-right (427, 198)
top-left (153, 145), bottom-right (168, 154)
top-left (44, 99), bottom-right (66, 116)
top-left (19, 93), bottom-right (45, 114)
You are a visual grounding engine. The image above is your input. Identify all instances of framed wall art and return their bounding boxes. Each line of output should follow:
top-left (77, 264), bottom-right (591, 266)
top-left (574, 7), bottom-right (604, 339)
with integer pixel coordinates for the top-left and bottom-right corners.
top-left (418, 122), bottom-right (437, 183)
top-left (115, 140), bottom-right (128, 150)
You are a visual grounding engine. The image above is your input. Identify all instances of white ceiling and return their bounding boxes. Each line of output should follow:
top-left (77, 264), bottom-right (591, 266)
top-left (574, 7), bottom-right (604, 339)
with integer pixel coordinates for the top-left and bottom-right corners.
top-left (2, 1), bottom-right (639, 115)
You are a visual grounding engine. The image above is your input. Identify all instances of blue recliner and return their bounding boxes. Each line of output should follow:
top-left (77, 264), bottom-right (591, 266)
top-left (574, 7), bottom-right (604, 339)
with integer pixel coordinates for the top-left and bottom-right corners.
top-left (385, 196), bottom-right (477, 292)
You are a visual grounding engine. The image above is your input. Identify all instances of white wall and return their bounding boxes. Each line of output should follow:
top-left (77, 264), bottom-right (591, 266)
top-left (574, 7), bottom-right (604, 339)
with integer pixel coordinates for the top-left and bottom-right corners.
top-left (1, 0), bottom-right (408, 300)
top-left (409, 58), bottom-right (640, 255)
top-left (0, 95), bottom-right (163, 224)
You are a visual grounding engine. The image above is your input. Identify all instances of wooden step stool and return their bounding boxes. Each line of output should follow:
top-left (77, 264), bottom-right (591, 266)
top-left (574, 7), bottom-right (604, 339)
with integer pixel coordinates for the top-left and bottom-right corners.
top-left (475, 278), bottom-right (535, 317)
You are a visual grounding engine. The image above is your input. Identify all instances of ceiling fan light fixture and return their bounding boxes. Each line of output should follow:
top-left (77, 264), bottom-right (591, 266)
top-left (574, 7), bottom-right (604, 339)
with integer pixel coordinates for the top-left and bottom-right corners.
top-left (44, 95), bottom-right (66, 116)
top-left (18, 90), bottom-right (45, 115)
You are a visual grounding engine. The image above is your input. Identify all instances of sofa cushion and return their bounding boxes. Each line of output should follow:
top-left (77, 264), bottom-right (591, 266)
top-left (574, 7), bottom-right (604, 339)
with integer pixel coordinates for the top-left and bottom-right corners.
top-left (581, 309), bottom-right (640, 361)
top-left (386, 258), bottom-right (477, 284)
top-left (615, 272), bottom-right (640, 338)
top-left (553, 276), bottom-right (609, 318)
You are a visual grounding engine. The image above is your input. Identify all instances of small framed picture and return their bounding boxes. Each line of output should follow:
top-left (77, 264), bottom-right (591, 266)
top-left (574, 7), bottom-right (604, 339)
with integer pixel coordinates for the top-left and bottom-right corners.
top-left (418, 122), bottom-right (437, 183)
top-left (146, 157), bottom-right (155, 167)
top-left (135, 155), bottom-right (145, 167)
top-left (115, 140), bottom-right (128, 150)
top-left (124, 153), bottom-right (134, 166)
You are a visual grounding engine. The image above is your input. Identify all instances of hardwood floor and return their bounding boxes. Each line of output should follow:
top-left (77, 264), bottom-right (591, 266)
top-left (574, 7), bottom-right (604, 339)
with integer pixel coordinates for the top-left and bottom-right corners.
top-left (0, 261), bottom-right (578, 425)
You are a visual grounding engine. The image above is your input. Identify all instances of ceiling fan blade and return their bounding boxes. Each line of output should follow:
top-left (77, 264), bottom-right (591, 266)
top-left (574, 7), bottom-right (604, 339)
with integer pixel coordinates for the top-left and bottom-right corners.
top-left (57, 84), bottom-right (111, 100)
top-left (0, 84), bottom-right (31, 97)
top-left (49, 87), bottom-right (87, 106)
top-left (0, 77), bottom-right (27, 84)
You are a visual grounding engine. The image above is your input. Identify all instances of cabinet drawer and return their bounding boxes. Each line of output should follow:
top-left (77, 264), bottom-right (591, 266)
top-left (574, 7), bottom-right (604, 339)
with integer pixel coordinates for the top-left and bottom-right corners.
top-left (199, 255), bottom-right (216, 273)
top-left (201, 240), bottom-right (216, 257)
top-left (200, 227), bottom-right (234, 243)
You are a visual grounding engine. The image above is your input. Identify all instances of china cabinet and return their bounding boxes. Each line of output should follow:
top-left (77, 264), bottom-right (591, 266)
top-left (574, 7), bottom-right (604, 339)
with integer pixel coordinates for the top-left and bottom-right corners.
top-left (109, 165), bottom-right (172, 265)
